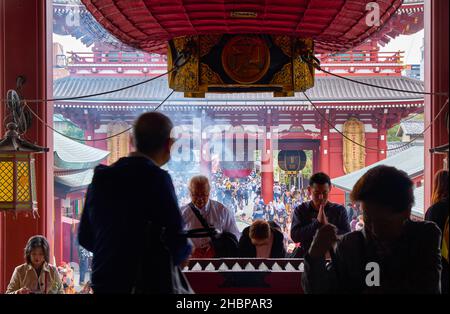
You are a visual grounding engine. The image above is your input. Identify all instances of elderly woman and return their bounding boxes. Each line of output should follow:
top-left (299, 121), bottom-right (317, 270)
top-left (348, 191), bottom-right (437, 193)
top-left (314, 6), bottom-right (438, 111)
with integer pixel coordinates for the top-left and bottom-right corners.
top-left (6, 235), bottom-right (64, 294)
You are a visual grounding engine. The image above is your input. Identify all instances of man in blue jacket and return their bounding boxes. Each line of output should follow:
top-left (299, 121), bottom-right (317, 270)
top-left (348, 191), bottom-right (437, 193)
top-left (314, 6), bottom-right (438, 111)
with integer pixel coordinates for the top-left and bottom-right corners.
top-left (290, 172), bottom-right (350, 256)
top-left (78, 112), bottom-right (191, 294)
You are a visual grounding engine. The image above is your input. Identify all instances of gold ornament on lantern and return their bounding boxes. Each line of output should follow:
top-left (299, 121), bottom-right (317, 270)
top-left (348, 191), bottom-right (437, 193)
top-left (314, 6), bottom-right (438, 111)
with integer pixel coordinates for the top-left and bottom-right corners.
top-left (167, 34), bottom-right (316, 98)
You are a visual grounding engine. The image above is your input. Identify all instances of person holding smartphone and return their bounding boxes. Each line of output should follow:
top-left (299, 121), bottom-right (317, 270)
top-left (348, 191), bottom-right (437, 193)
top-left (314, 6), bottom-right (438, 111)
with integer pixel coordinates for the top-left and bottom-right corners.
top-left (6, 236), bottom-right (64, 294)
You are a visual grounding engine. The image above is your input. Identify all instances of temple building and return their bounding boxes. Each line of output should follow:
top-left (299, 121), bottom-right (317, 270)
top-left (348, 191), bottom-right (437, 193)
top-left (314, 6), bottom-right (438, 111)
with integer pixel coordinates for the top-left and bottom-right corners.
top-left (0, 0), bottom-right (447, 295)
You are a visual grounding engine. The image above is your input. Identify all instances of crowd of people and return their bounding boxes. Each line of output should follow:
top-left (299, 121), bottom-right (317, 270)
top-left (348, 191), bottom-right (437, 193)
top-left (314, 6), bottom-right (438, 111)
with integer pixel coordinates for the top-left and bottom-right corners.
top-left (171, 169), bottom-right (258, 215)
top-left (6, 112), bottom-right (448, 295)
top-left (173, 169), bottom-right (307, 232)
top-left (174, 168), bottom-right (365, 255)
top-left (251, 183), bottom-right (307, 248)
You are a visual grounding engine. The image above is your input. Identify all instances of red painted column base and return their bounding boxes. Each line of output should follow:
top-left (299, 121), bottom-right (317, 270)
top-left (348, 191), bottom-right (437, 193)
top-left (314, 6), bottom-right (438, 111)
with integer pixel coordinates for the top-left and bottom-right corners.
top-left (261, 138), bottom-right (274, 204)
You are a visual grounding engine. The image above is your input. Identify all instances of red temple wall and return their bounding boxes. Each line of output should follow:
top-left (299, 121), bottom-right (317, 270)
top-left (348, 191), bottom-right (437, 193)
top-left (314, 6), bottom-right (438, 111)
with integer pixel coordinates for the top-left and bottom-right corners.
top-left (0, 0), bottom-right (53, 292)
top-left (325, 131), bottom-right (385, 205)
top-left (58, 191), bottom-right (85, 265)
top-left (66, 191), bottom-right (86, 203)
top-left (92, 132), bottom-right (108, 151)
top-left (62, 217), bottom-right (80, 264)
top-left (365, 133), bottom-right (383, 166)
top-left (424, 0), bottom-right (449, 208)
top-left (327, 132), bottom-right (384, 178)
top-left (54, 198), bottom-right (63, 265)
top-left (412, 175), bottom-right (424, 187)
top-left (327, 133), bottom-right (345, 204)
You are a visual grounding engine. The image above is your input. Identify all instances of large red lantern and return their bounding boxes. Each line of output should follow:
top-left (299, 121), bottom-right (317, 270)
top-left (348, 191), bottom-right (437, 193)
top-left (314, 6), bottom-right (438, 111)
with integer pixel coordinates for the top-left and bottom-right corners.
top-left (81, 0), bottom-right (402, 97)
top-left (81, 0), bottom-right (403, 55)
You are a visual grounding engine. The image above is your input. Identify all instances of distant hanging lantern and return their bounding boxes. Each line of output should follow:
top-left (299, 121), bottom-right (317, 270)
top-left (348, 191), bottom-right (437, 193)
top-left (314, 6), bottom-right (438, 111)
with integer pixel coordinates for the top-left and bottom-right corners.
top-left (0, 87), bottom-right (49, 213)
top-left (278, 150), bottom-right (307, 172)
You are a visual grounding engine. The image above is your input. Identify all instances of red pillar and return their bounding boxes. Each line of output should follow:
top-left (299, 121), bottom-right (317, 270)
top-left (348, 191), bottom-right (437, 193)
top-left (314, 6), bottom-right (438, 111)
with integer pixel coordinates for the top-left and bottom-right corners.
top-left (85, 116), bottom-right (96, 148)
top-left (320, 121), bottom-right (330, 175)
top-left (377, 127), bottom-right (387, 161)
top-left (54, 198), bottom-right (63, 266)
top-left (424, 0), bottom-right (449, 209)
top-left (0, 0), bottom-right (53, 292)
top-left (0, 1), bottom-right (4, 293)
top-left (261, 137), bottom-right (274, 204)
top-left (312, 146), bottom-right (320, 174)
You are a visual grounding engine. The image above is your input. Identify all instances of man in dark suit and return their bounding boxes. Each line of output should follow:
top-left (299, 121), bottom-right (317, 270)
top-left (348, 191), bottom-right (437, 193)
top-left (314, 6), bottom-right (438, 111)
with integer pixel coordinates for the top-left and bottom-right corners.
top-left (290, 172), bottom-right (350, 256)
top-left (78, 112), bottom-right (192, 294)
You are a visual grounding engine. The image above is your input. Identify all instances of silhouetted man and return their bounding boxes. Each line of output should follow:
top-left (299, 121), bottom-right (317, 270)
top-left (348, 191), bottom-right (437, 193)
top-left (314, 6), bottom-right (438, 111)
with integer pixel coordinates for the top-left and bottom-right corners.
top-left (302, 166), bottom-right (442, 294)
top-left (78, 112), bottom-right (191, 293)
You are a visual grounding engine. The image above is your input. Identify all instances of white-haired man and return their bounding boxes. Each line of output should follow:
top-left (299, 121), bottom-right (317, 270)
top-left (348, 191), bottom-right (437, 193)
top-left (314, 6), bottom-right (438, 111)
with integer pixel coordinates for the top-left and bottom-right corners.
top-left (181, 175), bottom-right (240, 258)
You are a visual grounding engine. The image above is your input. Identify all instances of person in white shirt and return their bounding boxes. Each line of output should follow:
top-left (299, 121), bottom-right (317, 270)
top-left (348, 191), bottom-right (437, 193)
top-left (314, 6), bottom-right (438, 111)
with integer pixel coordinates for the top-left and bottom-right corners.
top-left (290, 186), bottom-right (296, 194)
top-left (273, 183), bottom-right (281, 201)
top-left (181, 175), bottom-right (241, 258)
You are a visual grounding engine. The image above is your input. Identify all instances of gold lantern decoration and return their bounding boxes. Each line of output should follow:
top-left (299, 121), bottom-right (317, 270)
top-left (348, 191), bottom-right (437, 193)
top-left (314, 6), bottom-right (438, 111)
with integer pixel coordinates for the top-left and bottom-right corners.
top-left (0, 88), bottom-right (49, 212)
top-left (167, 34), bottom-right (317, 98)
top-left (343, 118), bottom-right (366, 174)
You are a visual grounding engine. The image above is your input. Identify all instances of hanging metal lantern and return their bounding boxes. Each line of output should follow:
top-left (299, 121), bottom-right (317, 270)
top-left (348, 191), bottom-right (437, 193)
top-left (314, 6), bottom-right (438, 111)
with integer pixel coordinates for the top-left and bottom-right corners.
top-left (0, 122), bottom-right (48, 212)
top-left (278, 150), bottom-right (307, 172)
top-left (0, 87), bottom-right (49, 213)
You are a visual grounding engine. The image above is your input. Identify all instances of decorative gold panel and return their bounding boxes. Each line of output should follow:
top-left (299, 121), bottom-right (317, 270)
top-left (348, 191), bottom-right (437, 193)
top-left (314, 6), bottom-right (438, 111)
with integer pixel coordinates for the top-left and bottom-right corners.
top-left (293, 38), bottom-right (315, 92)
top-left (107, 121), bottom-right (130, 165)
top-left (168, 36), bottom-right (200, 94)
top-left (0, 161), bottom-right (14, 202)
top-left (270, 63), bottom-right (293, 86)
top-left (221, 35), bottom-right (270, 84)
top-left (17, 161), bottom-right (31, 202)
top-left (343, 118), bottom-right (366, 174)
top-left (168, 35), bottom-right (315, 98)
top-left (200, 63), bottom-right (223, 85)
top-left (271, 35), bottom-right (292, 57)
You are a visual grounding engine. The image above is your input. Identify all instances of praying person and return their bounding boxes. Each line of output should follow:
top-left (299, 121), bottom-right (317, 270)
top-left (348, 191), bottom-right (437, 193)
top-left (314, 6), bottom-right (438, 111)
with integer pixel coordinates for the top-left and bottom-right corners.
top-left (290, 172), bottom-right (350, 256)
top-left (181, 175), bottom-right (240, 258)
top-left (238, 220), bottom-right (286, 258)
top-left (302, 166), bottom-right (442, 294)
